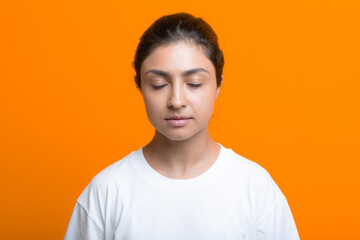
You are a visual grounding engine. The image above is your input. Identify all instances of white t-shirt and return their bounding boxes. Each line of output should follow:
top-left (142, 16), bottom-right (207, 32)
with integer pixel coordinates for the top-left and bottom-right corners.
top-left (65, 144), bottom-right (299, 240)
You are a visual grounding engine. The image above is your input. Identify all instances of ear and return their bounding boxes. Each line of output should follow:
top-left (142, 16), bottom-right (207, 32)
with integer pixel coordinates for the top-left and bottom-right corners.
top-left (215, 75), bottom-right (223, 98)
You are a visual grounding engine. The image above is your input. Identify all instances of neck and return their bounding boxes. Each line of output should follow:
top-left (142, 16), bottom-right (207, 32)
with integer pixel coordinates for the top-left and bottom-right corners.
top-left (142, 127), bottom-right (220, 179)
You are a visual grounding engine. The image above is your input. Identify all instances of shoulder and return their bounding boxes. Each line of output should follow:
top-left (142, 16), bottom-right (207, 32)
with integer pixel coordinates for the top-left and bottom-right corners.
top-left (221, 145), bottom-right (285, 206)
top-left (77, 149), bottom-right (141, 206)
top-left (222, 146), bottom-right (276, 185)
top-left (92, 150), bottom-right (138, 182)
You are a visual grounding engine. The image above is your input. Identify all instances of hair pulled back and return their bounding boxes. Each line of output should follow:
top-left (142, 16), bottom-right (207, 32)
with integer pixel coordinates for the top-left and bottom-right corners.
top-left (133, 12), bottom-right (224, 89)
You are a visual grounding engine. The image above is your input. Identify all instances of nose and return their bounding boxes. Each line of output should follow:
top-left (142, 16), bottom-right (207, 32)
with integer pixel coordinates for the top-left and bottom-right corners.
top-left (167, 82), bottom-right (186, 109)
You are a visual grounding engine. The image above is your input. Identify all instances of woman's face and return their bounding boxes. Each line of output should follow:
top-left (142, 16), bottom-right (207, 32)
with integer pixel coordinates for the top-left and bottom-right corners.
top-left (140, 41), bottom-right (220, 141)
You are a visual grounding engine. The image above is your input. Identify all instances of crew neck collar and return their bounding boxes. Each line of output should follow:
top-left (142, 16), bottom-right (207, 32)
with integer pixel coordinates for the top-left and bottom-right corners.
top-left (135, 143), bottom-right (226, 186)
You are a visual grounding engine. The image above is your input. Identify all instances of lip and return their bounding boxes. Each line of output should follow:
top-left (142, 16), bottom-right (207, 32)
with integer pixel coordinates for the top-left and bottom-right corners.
top-left (165, 115), bottom-right (192, 127)
top-left (165, 115), bottom-right (192, 120)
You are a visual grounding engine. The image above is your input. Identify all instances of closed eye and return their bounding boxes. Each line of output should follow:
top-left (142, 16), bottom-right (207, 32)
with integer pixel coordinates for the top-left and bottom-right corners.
top-left (152, 85), bottom-right (166, 90)
top-left (188, 83), bottom-right (202, 88)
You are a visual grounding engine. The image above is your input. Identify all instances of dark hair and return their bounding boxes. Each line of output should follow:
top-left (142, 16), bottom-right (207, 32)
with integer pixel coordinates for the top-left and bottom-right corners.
top-left (133, 12), bottom-right (224, 89)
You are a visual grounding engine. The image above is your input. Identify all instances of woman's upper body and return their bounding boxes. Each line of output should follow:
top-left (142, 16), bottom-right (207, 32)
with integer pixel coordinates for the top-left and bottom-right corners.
top-left (65, 144), bottom-right (299, 240)
top-left (65, 12), bottom-right (300, 239)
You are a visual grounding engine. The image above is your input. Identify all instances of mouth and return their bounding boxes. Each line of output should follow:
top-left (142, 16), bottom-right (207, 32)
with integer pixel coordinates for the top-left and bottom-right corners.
top-left (165, 116), bottom-right (193, 127)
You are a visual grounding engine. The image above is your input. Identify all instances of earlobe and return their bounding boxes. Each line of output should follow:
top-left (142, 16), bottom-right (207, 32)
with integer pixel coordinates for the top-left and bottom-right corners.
top-left (216, 87), bottom-right (221, 98)
top-left (216, 75), bottom-right (224, 98)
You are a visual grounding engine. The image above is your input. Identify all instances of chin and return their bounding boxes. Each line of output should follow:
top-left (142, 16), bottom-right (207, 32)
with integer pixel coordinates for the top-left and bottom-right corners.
top-left (157, 128), bottom-right (202, 142)
top-left (168, 136), bottom-right (193, 142)
top-left (161, 133), bottom-right (193, 142)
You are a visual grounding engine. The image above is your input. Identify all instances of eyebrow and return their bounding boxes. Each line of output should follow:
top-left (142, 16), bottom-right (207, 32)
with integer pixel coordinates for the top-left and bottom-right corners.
top-left (144, 68), bottom-right (209, 78)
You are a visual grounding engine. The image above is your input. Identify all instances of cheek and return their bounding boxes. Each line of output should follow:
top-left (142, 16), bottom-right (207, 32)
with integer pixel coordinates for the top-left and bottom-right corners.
top-left (142, 94), bottom-right (164, 121)
top-left (191, 92), bottom-right (217, 119)
top-left (143, 95), bottom-right (156, 113)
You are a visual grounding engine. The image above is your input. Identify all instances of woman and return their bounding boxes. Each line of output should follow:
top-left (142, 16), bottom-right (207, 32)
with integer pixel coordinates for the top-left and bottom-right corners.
top-left (65, 12), bottom-right (299, 239)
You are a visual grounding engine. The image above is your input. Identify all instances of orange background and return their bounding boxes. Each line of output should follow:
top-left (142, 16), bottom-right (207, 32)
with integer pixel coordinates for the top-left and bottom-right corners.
top-left (1, 0), bottom-right (359, 239)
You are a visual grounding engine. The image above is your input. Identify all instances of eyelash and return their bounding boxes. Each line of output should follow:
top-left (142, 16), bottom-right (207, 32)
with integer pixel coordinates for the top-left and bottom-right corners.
top-left (152, 85), bottom-right (166, 89)
top-left (151, 83), bottom-right (202, 90)
top-left (188, 83), bottom-right (202, 88)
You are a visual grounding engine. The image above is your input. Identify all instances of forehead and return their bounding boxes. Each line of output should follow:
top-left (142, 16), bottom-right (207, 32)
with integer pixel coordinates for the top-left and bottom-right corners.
top-left (140, 42), bottom-right (215, 76)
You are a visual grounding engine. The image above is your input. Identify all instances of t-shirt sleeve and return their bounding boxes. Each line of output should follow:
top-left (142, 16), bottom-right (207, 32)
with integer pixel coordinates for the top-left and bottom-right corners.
top-left (256, 196), bottom-right (300, 240)
top-left (64, 201), bottom-right (104, 240)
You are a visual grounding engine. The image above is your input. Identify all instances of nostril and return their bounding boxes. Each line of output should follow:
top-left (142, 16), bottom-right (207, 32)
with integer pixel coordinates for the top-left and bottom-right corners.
top-left (168, 97), bottom-right (186, 109)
